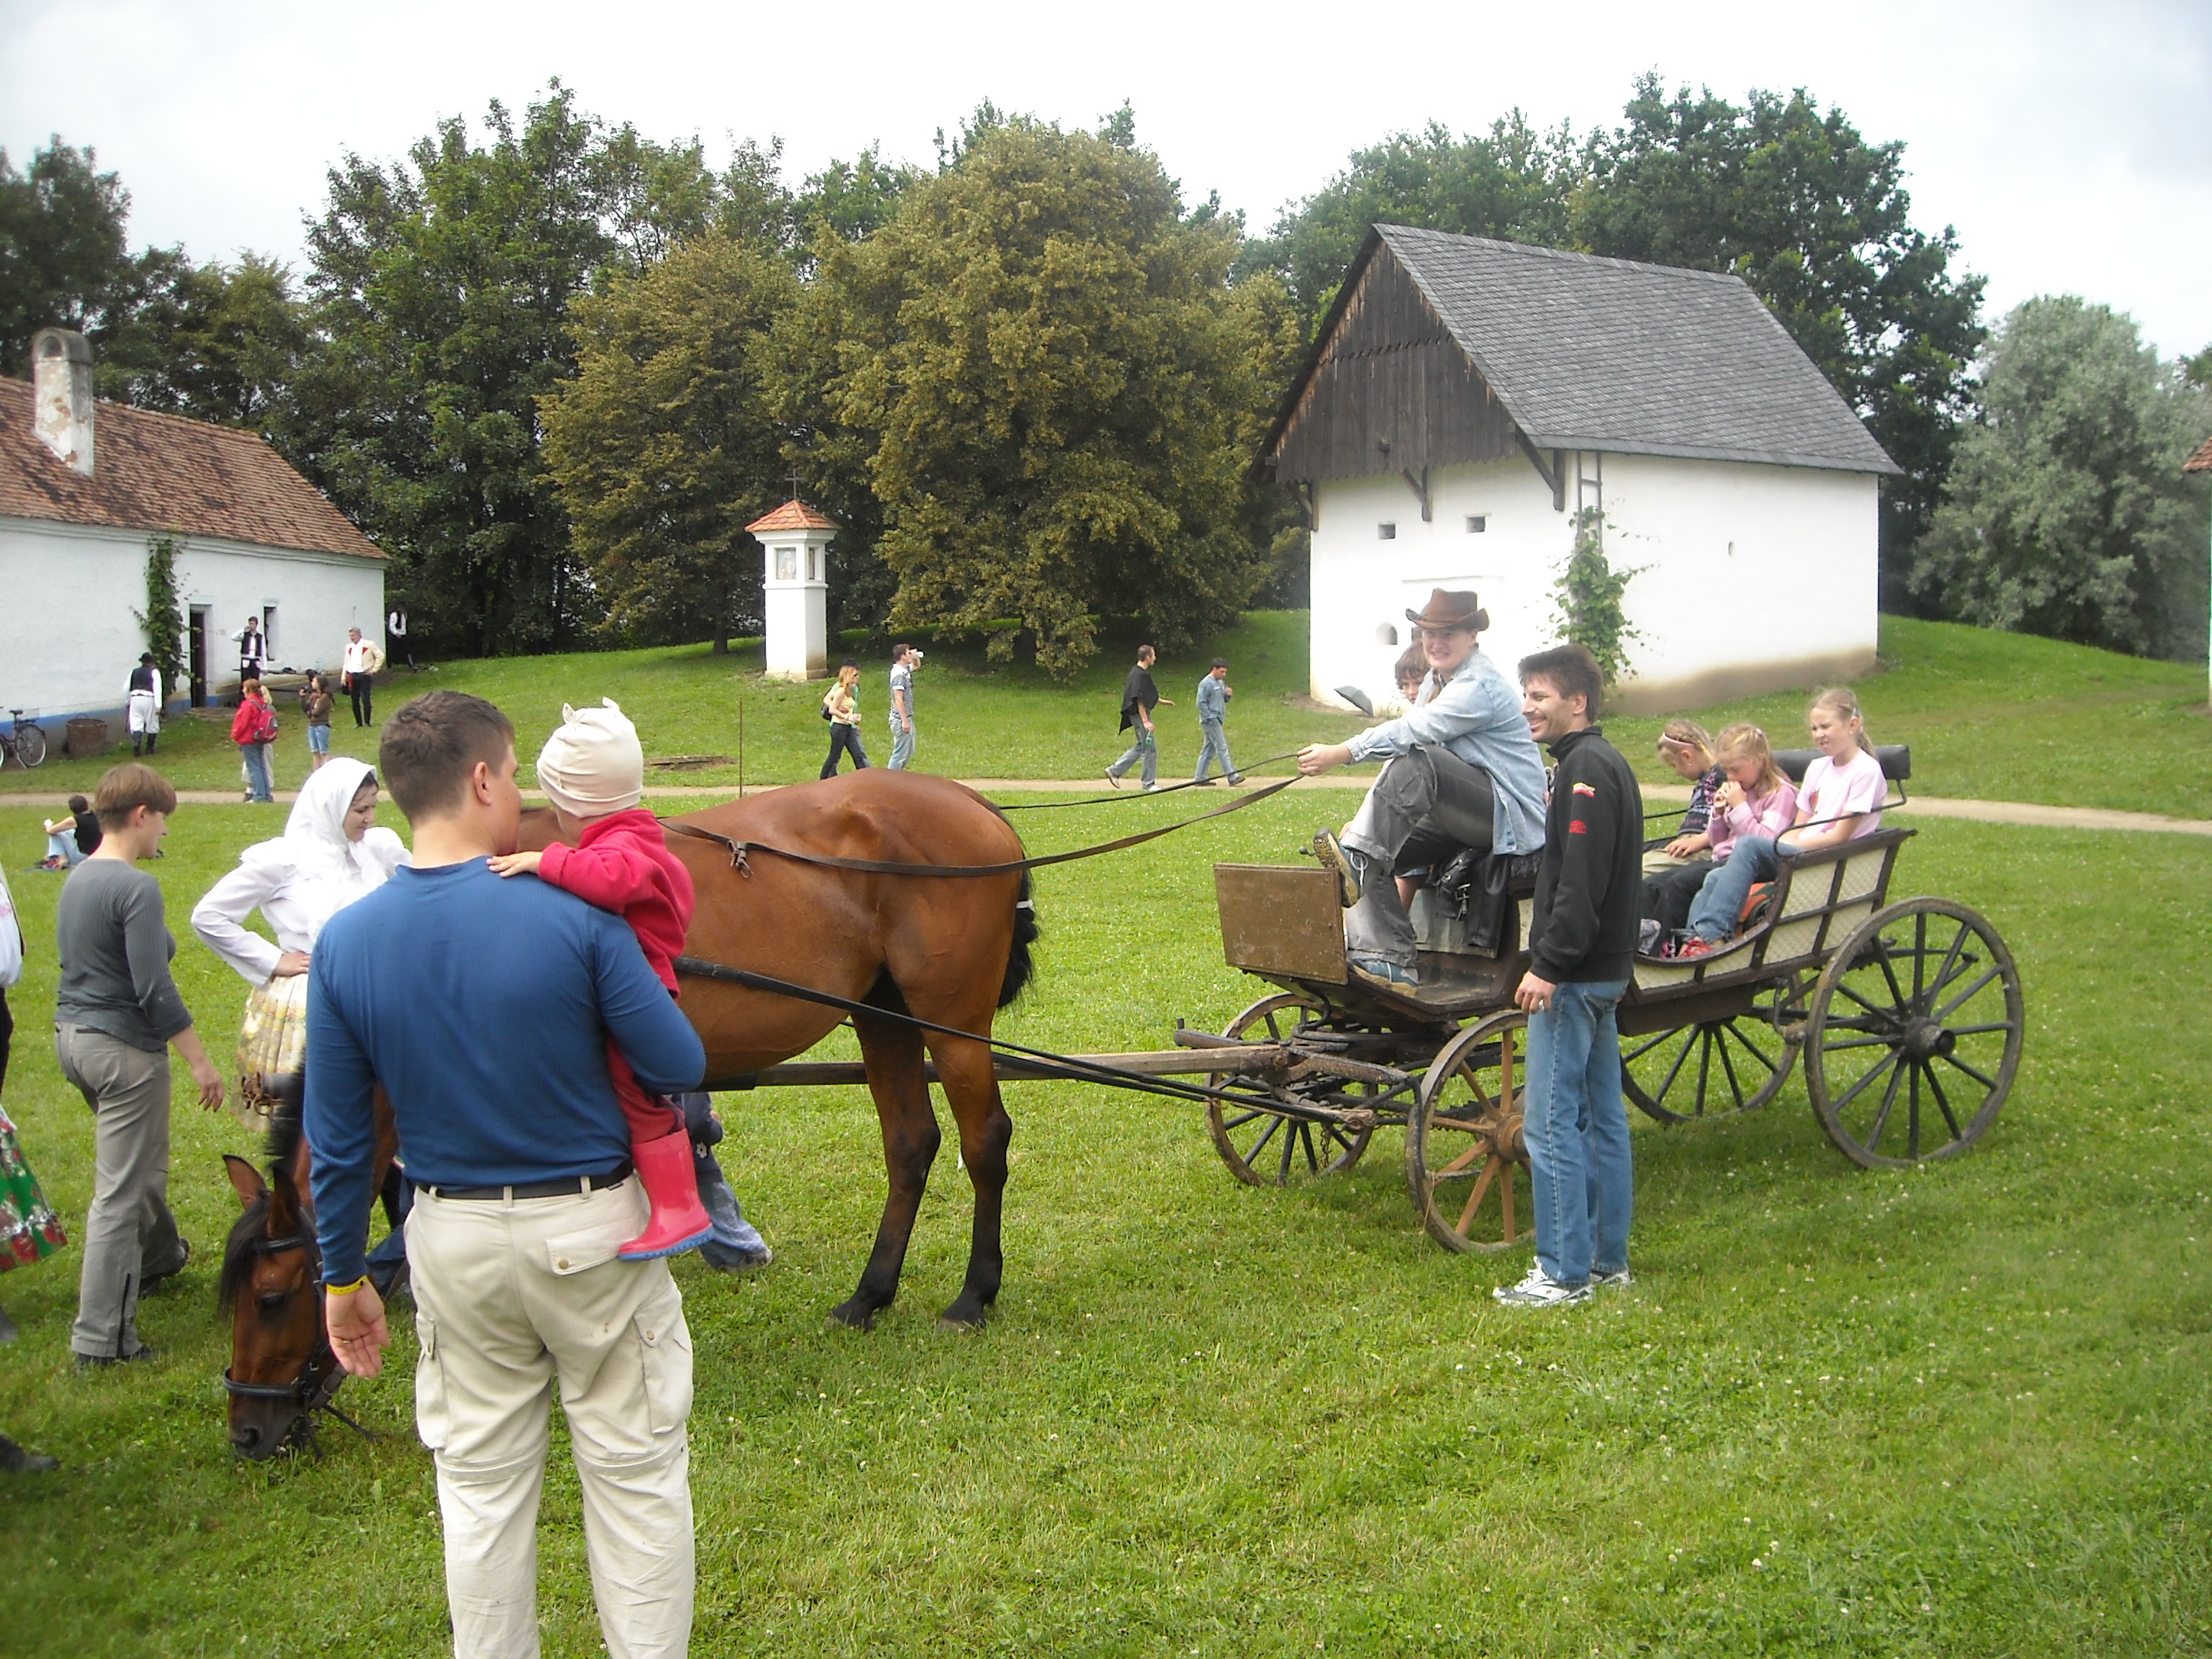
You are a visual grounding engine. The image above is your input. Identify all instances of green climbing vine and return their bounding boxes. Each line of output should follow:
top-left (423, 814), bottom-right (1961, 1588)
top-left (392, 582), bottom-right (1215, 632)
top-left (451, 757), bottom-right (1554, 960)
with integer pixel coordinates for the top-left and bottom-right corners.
top-left (138, 534), bottom-right (186, 688)
top-left (1552, 509), bottom-right (1645, 685)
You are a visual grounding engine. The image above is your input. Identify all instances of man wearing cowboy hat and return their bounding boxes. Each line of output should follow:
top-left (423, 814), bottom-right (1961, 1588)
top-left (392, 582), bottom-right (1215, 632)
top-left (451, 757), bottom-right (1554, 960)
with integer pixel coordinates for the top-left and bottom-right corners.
top-left (1298, 588), bottom-right (1547, 991)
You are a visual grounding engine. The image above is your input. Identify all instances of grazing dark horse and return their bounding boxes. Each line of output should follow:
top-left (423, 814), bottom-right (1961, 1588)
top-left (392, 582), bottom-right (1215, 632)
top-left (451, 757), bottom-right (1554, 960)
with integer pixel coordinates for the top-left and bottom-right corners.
top-left (220, 1098), bottom-right (399, 1457)
top-left (522, 768), bottom-right (1038, 1329)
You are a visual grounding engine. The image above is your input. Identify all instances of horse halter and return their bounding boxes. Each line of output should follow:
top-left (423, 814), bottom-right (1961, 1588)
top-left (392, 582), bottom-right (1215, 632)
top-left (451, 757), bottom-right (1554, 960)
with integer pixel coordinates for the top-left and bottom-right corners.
top-left (220, 1231), bottom-right (373, 1440)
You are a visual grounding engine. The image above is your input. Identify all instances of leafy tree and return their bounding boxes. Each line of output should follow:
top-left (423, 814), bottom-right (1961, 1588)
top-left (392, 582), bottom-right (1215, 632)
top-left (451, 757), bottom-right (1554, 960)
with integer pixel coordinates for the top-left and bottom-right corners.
top-left (275, 84), bottom-right (739, 657)
top-left (1237, 114), bottom-right (1576, 318)
top-left (1551, 511), bottom-right (1644, 684)
top-left (1226, 269), bottom-right (1314, 606)
top-left (809, 111), bottom-right (1270, 676)
top-left (1575, 78), bottom-right (1986, 579)
top-left (541, 233), bottom-right (798, 652)
top-left (98, 255), bottom-right (307, 425)
top-left (1912, 297), bottom-right (2211, 660)
top-left (0, 137), bottom-right (179, 377)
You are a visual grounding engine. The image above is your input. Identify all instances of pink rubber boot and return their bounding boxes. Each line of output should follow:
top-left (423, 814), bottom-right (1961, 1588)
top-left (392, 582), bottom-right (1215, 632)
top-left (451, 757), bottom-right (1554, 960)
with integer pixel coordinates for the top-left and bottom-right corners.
top-left (617, 1128), bottom-right (715, 1260)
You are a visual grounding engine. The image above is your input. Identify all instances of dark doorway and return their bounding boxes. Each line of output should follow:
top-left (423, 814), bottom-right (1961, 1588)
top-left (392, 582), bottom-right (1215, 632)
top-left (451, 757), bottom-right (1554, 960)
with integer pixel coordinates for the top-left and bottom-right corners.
top-left (189, 606), bottom-right (209, 706)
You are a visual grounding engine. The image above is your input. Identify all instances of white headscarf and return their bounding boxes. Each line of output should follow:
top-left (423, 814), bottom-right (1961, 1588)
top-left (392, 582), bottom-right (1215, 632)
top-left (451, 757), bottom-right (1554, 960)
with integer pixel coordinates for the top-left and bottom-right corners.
top-left (284, 757), bottom-right (388, 889)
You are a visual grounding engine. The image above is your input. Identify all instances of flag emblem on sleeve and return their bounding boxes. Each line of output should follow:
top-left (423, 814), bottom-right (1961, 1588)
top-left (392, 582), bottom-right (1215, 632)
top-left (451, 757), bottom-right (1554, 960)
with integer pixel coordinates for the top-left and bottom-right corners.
top-left (1572, 781), bottom-right (1596, 797)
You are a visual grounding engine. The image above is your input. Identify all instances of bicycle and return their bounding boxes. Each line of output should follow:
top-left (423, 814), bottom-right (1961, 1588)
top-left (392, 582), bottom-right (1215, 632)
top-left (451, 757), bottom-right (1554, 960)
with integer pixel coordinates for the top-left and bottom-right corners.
top-left (1, 709), bottom-right (48, 769)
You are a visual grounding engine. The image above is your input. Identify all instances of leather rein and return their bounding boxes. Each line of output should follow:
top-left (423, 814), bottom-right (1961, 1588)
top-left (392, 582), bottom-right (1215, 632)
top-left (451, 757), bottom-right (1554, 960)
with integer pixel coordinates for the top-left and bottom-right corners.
top-left (662, 770), bottom-right (1297, 878)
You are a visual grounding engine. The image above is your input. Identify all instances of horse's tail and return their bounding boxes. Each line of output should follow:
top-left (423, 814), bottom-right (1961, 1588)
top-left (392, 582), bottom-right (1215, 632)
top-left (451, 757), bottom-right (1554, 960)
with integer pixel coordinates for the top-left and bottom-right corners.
top-left (998, 869), bottom-right (1040, 1009)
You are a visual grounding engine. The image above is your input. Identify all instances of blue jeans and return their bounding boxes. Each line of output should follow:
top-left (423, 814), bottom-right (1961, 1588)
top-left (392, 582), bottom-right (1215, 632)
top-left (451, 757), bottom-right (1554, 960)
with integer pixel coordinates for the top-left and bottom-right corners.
top-left (45, 832), bottom-right (86, 866)
top-left (1521, 977), bottom-right (1632, 1287)
top-left (240, 743), bottom-right (274, 802)
top-left (1686, 836), bottom-right (1781, 943)
top-left (308, 724), bottom-right (331, 756)
top-left (888, 718), bottom-right (915, 770)
top-left (1193, 718), bottom-right (1238, 783)
top-left (1108, 728), bottom-right (1157, 787)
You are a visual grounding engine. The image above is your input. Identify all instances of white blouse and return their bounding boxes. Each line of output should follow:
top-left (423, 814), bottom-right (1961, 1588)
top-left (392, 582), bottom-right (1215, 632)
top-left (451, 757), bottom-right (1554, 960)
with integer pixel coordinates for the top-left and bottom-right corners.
top-left (192, 827), bottom-right (409, 983)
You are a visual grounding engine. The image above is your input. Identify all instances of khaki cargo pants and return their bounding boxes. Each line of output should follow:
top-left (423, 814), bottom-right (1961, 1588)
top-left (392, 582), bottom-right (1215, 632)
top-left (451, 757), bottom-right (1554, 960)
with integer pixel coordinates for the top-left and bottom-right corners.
top-left (408, 1177), bottom-right (695, 1659)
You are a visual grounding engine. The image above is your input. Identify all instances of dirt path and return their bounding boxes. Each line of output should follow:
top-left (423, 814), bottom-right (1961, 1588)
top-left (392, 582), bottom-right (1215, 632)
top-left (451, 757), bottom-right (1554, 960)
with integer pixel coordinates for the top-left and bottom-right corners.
top-left (17, 777), bottom-right (2208, 836)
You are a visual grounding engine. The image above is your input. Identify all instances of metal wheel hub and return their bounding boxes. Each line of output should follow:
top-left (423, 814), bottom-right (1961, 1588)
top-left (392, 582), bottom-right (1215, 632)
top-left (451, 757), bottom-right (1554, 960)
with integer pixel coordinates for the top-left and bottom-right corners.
top-left (1901, 1017), bottom-right (1954, 1061)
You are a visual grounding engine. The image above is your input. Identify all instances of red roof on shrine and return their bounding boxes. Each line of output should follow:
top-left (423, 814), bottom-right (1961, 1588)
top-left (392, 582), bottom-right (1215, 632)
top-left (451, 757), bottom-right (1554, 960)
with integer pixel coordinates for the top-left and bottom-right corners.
top-left (745, 499), bottom-right (840, 533)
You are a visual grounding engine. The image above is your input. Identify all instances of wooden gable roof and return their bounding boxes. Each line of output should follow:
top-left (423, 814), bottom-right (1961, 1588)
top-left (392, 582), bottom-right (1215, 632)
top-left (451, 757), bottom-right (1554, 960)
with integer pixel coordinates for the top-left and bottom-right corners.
top-left (1259, 226), bottom-right (1899, 487)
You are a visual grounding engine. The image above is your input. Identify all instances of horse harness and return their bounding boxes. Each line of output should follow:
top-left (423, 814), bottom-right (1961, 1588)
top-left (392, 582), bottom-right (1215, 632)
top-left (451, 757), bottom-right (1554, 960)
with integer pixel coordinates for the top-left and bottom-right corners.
top-left (220, 1229), bottom-right (376, 1442)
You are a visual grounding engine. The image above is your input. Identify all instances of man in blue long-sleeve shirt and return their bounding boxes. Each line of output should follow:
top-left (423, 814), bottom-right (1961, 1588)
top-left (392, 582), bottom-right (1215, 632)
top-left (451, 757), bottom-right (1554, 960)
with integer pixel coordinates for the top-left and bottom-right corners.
top-left (1192, 657), bottom-right (1244, 785)
top-left (307, 691), bottom-right (705, 1659)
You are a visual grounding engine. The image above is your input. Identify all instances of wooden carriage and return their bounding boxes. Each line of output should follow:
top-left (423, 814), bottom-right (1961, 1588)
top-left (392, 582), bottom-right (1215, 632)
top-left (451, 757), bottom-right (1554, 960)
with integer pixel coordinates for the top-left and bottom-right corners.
top-left (1182, 752), bottom-right (2023, 1253)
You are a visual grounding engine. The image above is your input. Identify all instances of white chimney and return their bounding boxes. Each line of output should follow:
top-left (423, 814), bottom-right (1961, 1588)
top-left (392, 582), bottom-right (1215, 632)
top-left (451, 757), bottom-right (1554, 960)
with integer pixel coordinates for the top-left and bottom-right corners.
top-left (32, 328), bottom-right (94, 477)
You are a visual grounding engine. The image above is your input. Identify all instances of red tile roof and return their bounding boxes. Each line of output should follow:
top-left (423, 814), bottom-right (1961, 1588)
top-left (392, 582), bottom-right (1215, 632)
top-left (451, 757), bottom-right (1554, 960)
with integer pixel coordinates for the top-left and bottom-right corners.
top-left (0, 378), bottom-right (382, 559)
top-left (745, 498), bottom-right (840, 533)
top-left (2186, 433), bottom-right (2212, 474)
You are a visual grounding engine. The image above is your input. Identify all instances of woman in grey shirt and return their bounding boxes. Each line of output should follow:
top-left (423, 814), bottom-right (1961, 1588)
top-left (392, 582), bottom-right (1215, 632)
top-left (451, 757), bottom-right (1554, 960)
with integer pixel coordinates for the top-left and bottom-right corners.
top-left (53, 764), bottom-right (224, 1367)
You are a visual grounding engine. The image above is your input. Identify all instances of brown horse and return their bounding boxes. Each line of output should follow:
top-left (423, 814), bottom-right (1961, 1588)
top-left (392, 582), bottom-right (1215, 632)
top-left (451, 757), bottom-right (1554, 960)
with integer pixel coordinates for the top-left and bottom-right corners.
top-left (528, 768), bottom-right (1038, 1329)
top-left (219, 1097), bottom-right (399, 1458)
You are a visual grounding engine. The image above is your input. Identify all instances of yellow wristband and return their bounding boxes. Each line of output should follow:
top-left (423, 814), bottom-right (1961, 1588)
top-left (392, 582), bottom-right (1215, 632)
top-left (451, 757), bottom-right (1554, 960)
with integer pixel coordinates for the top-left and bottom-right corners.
top-left (325, 1276), bottom-right (369, 1298)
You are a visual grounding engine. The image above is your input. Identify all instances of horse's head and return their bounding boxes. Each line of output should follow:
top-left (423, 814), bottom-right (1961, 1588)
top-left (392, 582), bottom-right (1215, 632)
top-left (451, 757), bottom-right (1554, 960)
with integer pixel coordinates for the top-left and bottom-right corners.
top-left (219, 1135), bottom-right (329, 1459)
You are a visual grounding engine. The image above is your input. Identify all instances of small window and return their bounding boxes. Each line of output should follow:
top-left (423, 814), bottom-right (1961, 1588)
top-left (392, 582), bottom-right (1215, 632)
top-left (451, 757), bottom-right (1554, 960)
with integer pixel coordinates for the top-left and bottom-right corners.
top-left (1376, 624), bottom-right (1398, 647)
top-left (806, 547), bottom-right (818, 581)
top-left (775, 547), bottom-right (797, 580)
top-left (1466, 515), bottom-right (1487, 534)
top-left (1377, 523), bottom-right (1396, 541)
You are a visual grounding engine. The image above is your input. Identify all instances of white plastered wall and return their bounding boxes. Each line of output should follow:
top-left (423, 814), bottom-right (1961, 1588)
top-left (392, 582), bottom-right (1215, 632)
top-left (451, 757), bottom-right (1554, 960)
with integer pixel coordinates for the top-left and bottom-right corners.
top-left (1307, 453), bottom-right (1878, 716)
top-left (0, 518), bottom-right (385, 727)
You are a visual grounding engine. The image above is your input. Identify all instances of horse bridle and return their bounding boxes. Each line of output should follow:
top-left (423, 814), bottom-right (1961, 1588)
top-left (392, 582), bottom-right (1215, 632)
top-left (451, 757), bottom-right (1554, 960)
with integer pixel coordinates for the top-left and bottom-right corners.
top-left (220, 1231), bottom-right (374, 1441)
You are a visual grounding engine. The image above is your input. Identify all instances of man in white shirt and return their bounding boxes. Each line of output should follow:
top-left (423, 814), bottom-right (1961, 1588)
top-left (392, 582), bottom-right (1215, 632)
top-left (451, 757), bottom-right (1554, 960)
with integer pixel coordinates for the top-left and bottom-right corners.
top-left (342, 628), bottom-right (379, 727)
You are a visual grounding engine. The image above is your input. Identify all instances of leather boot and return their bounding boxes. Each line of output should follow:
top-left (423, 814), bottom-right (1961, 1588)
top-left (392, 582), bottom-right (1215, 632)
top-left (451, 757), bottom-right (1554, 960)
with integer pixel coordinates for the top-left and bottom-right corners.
top-left (617, 1128), bottom-right (714, 1260)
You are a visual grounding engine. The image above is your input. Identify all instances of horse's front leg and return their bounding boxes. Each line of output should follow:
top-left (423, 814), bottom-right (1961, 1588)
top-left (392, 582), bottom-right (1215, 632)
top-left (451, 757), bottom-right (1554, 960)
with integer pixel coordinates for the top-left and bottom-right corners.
top-left (927, 1033), bottom-right (1011, 1330)
top-left (837, 1012), bottom-right (940, 1330)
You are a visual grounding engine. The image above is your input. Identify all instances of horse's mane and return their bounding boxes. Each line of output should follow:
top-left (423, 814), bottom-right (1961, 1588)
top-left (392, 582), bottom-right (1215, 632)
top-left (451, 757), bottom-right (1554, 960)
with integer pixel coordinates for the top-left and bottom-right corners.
top-left (217, 1106), bottom-right (307, 1312)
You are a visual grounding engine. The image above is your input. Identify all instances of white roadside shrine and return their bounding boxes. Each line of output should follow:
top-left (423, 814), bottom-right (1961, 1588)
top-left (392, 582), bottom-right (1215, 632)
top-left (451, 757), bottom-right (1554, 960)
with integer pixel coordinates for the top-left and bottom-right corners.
top-left (747, 499), bottom-right (837, 682)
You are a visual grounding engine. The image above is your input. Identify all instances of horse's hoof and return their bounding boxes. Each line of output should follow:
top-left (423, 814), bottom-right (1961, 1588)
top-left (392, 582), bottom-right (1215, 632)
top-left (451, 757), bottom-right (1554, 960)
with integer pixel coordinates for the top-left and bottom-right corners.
top-left (938, 1300), bottom-right (989, 1331)
top-left (828, 1298), bottom-right (878, 1331)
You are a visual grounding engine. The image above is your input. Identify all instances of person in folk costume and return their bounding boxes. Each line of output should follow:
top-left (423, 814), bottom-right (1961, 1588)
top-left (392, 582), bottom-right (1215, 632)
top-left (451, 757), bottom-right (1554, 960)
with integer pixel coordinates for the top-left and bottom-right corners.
top-left (126, 654), bottom-right (163, 756)
top-left (191, 759), bottom-right (413, 1287)
top-left (234, 615), bottom-right (267, 683)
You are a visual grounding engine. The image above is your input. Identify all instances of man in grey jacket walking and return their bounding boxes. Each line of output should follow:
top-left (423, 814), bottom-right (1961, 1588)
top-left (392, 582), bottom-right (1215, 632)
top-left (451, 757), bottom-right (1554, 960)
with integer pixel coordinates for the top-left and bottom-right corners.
top-left (1192, 658), bottom-right (1244, 785)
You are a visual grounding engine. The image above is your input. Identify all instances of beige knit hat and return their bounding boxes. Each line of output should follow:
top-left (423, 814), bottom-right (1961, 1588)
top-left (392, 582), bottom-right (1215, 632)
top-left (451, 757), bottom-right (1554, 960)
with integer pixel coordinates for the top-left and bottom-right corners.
top-left (536, 698), bottom-right (644, 819)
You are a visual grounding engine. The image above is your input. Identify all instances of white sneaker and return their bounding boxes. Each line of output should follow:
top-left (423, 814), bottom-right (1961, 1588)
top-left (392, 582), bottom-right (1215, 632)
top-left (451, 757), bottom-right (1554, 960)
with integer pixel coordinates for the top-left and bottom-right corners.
top-left (1589, 1266), bottom-right (1632, 1291)
top-left (1143, 783), bottom-right (1161, 793)
top-left (1492, 1266), bottom-right (1590, 1308)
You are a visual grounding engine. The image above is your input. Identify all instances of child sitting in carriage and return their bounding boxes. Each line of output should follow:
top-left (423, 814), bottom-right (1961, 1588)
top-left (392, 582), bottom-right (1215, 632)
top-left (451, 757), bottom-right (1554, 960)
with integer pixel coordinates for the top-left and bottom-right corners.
top-left (488, 699), bottom-right (714, 1259)
top-left (1642, 722), bottom-right (1797, 947)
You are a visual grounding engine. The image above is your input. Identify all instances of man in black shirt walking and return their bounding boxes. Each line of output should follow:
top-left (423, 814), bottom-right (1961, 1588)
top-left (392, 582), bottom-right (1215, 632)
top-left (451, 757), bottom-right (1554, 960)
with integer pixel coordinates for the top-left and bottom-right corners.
top-left (1496, 644), bottom-right (1643, 1309)
top-left (1105, 645), bottom-right (1172, 793)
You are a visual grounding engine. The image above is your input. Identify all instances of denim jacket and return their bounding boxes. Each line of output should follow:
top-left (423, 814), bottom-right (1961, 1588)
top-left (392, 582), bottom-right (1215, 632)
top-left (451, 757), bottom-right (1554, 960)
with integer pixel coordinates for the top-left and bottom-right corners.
top-left (1344, 650), bottom-right (1547, 854)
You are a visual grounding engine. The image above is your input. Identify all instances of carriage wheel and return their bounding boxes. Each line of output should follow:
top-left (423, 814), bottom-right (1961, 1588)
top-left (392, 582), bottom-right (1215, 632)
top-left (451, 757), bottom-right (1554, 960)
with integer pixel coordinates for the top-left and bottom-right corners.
top-left (1205, 993), bottom-right (1372, 1186)
top-left (1804, 899), bottom-right (2023, 1169)
top-left (1620, 976), bottom-right (1807, 1125)
top-left (1406, 1011), bottom-right (1531, 1254)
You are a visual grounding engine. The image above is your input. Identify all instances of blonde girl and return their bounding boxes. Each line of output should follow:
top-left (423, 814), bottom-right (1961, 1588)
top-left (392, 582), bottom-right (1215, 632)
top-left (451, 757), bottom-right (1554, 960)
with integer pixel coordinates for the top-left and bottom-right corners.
top-left (819, 660), bottom-right (870, 778)
top-left (1679, 688), bottom-right (1885, 954)
top-left (1645, 718), bottom-right (1722, 874)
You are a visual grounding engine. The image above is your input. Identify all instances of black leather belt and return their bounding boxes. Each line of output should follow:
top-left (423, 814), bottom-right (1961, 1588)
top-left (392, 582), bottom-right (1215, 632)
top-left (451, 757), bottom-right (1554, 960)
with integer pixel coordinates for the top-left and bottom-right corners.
top-left (413, 1161), bottom-right (633, 1202)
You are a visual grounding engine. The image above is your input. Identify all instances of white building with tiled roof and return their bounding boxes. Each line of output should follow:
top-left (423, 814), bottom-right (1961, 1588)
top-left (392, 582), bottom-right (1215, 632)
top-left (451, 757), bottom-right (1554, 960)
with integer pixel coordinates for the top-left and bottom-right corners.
top-left (1259, 226), bottom-right (1901, 714)
top-left (0, 329), bottom-right (385, 743)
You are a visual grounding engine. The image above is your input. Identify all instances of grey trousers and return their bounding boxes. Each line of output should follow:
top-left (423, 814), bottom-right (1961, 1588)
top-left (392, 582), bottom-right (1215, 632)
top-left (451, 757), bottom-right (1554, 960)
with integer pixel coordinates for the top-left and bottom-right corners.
top-left (54, 1025), bottom-right (186, 1359)
top-left (1194, 718), bottom-right (1238, 783)
top-left (1339, 747), bottom-right (1498, 967)
top-left (888, 718), bottom-right (915, 770)
top-left (1108, 729), bottom-right (1157, 787)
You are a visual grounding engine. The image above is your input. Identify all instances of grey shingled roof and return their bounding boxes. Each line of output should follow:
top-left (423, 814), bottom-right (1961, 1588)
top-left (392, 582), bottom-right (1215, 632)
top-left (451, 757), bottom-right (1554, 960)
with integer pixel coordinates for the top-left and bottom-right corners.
top-left (1374, 224), bottom-right (1900, 475)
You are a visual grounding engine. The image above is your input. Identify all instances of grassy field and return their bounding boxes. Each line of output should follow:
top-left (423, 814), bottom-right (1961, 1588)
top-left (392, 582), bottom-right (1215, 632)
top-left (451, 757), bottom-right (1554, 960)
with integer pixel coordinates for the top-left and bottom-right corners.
top-left (6, 613), bottom-right (2208, 817)
top-left (0, 788), bottom-right (2207, 1656)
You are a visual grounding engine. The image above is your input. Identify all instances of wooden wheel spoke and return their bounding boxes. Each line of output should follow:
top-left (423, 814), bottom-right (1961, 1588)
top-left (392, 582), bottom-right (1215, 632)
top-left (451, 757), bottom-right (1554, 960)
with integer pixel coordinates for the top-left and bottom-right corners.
top-left (1220, 1109), bottom-right (1267, 1132)
top-left (1910, 912), bottom-right (1928, 1002)
top-left (1277, 1122), bottom-right (1300, 1184)
top-left (1722, 1019), bottom-right (1779, 1075)
top-left (1622, 1030), bottom-right (1677, 1065)
top-left (1833, 975), bottom-right (1905, 1023)
top-left (1921, 1061), bottom-right (1962, 1141)
top-left (1863, 1053), bottom-right (1910, 1154)
top-left (1457, 1157), bottom-right (1502, 1234)
top-left (1923, 921), bottom-right (1969, 1013)
top-left (1651, 1027), bottom-right (1699, 1105)
top-left (1713, 1026), bottom-right (1747, 1111)
top-left (1937, 1050), bottom-right (2000, 1092)
top-left (1943, 1021), bottom-right (2014, 1038)
top-left (1246, 1113), bottom-right (1285, 1160)
top-left (1871, 940), bottom-right (1913, 1020)
top-left (1830, 1047), bottom-right (1903, 1115)
top-left (1935, 964), bottom-right (2002, 1022)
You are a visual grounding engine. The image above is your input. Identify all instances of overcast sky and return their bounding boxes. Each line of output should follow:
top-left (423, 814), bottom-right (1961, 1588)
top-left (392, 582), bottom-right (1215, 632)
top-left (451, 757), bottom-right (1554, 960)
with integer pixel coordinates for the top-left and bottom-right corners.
top-left (4, 0), bottom-right (2207, 357)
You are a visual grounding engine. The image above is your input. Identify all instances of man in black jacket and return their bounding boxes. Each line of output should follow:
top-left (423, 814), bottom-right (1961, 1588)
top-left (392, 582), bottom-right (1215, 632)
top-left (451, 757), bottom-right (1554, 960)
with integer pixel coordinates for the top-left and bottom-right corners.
top-left (1496, 644), bottom-right (1644, 1308)
top-left (1105, 645), bottom-right (1171, 792)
